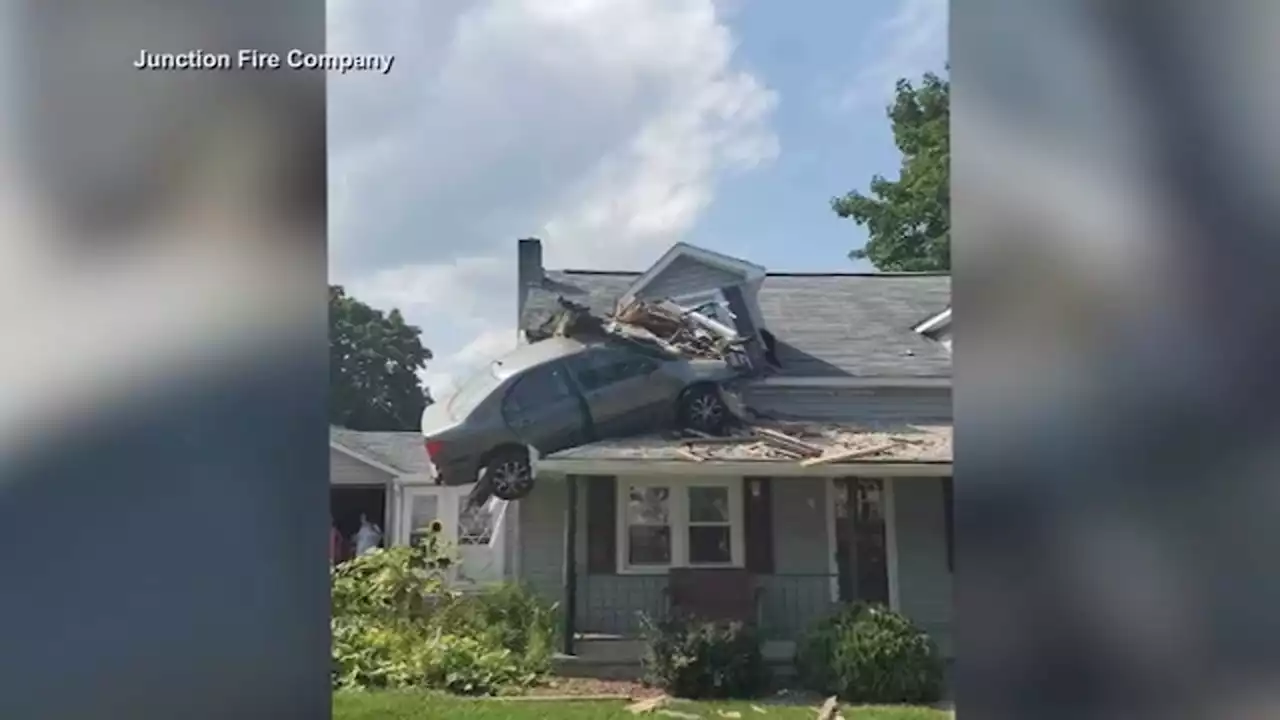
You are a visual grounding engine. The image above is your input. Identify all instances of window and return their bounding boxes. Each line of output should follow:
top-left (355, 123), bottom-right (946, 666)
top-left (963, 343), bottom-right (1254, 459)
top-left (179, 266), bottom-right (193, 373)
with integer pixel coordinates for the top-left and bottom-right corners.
top-left (406, 493), bottom-right (440, 548)
top-left (687, 486), bottom-right (732, 563)
top-left (456, 495), bottom-right (494, 546)
top-left (625, 486), bottom-right (671, 565)
top-left (501, 363), bottom-right (574, 420)
top-left (618, 479), bottom-right (743, 572)
top-left (565, 348), bottom-right (657, 392)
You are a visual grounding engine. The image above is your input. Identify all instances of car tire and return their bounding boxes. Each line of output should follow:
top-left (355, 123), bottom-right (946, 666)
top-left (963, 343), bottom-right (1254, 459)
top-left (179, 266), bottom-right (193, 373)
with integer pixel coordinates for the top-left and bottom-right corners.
top-left (677, 383), bottom-right (729, 435)
top-left (481, 446), bottom-right (535, 502)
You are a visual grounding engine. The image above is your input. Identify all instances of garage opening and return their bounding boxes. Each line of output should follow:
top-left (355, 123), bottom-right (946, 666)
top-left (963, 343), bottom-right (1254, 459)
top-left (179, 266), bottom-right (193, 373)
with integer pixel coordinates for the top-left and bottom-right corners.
top-left (330, 485), bottom-right (387, 564)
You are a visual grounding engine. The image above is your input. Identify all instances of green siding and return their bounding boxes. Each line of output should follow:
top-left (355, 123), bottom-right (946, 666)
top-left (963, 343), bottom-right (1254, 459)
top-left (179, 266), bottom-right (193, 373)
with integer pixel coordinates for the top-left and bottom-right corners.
top-left (893, 477), bottom-right (954, 656)
top-left (518, 474), bottom-right (955, 655)
top-left (518, 474), bottom-right (837, 640)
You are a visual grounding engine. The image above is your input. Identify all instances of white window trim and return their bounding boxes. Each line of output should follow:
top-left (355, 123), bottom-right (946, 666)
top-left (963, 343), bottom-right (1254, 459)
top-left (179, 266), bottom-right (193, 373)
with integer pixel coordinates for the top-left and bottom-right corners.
top-left (615, 477), bottom-right (746, 575)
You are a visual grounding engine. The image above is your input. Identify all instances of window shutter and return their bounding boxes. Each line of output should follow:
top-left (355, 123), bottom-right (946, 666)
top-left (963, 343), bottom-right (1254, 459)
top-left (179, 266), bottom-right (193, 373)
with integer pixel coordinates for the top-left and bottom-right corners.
top-left (942, 476), bottom-right (954, 572)
top-left (743, 477), bottom-right (774, 574)
top-left (585, 475), bottom-right (617, 574)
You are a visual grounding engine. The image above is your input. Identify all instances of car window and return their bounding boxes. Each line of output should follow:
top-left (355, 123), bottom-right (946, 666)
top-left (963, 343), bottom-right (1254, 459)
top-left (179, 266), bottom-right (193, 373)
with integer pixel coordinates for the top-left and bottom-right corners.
top-left (502, 363), bottom-right (575, 419)
top-left (566, 347), bottom-right (658, 392)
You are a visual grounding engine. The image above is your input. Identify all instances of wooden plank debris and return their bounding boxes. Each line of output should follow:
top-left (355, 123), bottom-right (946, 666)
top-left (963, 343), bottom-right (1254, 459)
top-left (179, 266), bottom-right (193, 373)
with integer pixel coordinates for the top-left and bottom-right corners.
top-left (752, 426), bottom-right (825, 453)
top-left (676, 448), bottom-right (705, 463)
top-left (799, 441), bottom-right (901, 467)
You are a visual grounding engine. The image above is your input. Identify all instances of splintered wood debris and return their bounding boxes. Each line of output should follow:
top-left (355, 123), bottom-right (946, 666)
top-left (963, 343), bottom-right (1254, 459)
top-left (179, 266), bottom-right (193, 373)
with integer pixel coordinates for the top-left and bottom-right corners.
top-left (528, 296), bottom-right (748, 364)
top-left (674, 421), bottom-right (951, 464)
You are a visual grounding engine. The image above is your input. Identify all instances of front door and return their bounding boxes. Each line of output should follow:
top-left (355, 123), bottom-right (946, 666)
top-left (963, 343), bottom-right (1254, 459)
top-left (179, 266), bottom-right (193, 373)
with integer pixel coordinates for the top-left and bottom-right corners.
top-left (833, 478), bottom-right (889, 605)
top-left (398, 485), bottom-right (505, 585)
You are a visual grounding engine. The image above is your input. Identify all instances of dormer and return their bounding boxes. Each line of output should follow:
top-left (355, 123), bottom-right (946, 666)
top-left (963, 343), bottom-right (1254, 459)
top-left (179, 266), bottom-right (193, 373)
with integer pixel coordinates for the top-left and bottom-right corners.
top-left (620, 242), bottom-right (772, 367)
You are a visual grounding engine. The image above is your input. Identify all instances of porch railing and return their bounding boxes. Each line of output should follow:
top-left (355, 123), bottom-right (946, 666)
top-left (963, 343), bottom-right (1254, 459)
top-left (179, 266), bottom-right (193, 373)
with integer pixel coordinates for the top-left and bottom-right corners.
top-left (572, 572), bottom-right (839, 641)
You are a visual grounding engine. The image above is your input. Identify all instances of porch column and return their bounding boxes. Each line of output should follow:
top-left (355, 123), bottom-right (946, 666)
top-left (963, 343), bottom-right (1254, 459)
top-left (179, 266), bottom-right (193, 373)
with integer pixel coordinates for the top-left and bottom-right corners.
top-left (561, 474), bottom-right (579, 655)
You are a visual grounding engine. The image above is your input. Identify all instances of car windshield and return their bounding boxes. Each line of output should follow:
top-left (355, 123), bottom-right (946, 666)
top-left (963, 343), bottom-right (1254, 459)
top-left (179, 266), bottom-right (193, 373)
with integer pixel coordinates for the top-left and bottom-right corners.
top-left (448, 362), bottom-right (502, 414)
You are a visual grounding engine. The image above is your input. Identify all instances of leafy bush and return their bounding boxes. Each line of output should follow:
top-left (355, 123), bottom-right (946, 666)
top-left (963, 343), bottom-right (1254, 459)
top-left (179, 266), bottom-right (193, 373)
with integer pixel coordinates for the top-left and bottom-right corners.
top-left (795, 602), bottom-right (944, 704)
top-left (639, 613), bottom-right (770, 699)
top-left (330, 525), bottom-right (555, 694)
top-left (331, 616), bottom-right (530, 694)
top-left (435, 583), bottom-right (558, 672)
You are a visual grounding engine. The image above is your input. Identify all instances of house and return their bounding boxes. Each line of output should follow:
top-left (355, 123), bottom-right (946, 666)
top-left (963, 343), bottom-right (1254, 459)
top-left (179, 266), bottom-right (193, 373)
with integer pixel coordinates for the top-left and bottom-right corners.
top-left (508, 238), bottom-right (954, 672)
top-left (329, 427), bottom-right (510, 583)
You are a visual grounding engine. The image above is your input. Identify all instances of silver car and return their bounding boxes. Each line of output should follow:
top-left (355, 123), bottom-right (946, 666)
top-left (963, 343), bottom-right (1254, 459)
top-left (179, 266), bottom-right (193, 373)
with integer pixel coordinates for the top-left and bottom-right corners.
top-left (420, 336), bottom-right (737, 503)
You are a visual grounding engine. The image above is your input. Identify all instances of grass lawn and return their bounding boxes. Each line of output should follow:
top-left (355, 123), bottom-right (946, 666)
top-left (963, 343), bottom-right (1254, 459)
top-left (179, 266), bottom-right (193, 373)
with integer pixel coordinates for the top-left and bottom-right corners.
top-left (333, 691), bottom-right (951, 719)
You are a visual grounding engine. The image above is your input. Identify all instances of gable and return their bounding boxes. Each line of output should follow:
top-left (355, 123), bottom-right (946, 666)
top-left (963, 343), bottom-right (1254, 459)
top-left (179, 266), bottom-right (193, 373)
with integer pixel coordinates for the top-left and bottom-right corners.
top-left (633, 254), bottom-right (747, 300)
top-left (330, 446), bottom-right (394, 485)
top-left (621, 242), bottom-right (765, 306)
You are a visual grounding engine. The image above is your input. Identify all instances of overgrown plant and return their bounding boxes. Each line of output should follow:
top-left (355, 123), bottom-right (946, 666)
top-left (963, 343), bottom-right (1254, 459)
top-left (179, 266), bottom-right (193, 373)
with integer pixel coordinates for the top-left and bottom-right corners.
top-left (330, 524), bottom-right (556, 694)
top-left (639, 613), bottom-right (770, 699)
top-left (795, 602), bottom-right (944, 704)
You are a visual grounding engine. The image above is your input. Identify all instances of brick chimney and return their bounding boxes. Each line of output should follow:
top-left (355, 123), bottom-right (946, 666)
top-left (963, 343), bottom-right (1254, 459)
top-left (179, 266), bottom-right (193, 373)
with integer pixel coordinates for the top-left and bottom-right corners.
top-left (516, 238), bottom-right (544, 341)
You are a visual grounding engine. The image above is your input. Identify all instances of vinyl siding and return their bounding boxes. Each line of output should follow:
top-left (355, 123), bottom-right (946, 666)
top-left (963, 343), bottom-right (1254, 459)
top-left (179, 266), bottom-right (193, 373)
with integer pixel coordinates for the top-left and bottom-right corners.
top-left (893, 477), bottom-right (954, 656)
top-left (330, 447), bottom-right (393, 485)
top-left (632, 254), bottom-right (744, 300)
top-left (518, 473), bottom-right (954, 654)
top-left (518, 473), bottom-right (834, 639)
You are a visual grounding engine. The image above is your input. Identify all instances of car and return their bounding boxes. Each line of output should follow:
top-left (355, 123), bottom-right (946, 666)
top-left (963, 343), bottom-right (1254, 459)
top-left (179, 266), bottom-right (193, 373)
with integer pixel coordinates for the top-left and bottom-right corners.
top-left (420, 335), bottom-right (739, 504)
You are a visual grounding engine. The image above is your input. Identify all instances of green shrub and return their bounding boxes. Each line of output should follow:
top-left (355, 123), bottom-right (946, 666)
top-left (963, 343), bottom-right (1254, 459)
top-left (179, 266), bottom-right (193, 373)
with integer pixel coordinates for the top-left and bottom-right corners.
top-left (795, 602), bottom-right (944, 704)
top-left (639, 613), bottom-right (770, 699)
top-left (434, 583), bottom-right (558, 672)
top-left (331, 617), bottom-right (530, 694)
top-left (330, 527), bottom-right (553, 694)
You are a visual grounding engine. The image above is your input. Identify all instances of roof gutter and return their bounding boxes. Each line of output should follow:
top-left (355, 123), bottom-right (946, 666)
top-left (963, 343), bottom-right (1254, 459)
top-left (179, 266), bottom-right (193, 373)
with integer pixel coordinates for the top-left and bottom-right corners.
top-left (535, 457), bottom-right (951, 477)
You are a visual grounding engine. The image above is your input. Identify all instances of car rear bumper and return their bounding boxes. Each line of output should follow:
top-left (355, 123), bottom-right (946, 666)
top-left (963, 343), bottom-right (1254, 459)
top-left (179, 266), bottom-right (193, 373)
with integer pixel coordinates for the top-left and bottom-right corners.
top-left (431, 458), bottom-right (477, 487)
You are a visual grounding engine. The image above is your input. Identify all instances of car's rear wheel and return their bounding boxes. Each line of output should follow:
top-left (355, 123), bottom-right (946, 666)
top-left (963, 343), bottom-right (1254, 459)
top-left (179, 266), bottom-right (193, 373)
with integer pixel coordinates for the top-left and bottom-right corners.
top-left (482, 446), bottom-right (535, 501)
top-left (677, 383), bottom-right (729, 435)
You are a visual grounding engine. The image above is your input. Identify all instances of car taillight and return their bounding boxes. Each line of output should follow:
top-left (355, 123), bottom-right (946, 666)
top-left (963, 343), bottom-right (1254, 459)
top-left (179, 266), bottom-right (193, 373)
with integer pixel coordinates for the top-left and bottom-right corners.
top-left (424, 438), bottom-right (444, 459)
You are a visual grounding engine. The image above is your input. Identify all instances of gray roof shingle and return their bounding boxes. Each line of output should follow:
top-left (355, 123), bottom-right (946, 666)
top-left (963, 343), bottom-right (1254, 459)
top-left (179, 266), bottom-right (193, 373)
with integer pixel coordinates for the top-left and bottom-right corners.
top-left (330, 427), bottom-right (429, 474)
top-left (521, 270), bottom-right (951, 378)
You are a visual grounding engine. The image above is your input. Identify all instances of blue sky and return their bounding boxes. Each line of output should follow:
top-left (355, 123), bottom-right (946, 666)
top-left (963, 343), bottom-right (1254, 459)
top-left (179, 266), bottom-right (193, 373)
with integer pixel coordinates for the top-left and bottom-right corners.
top-left (328, 0), bottom-right (947, 393)
top-left (686, 0), bottom-right (947, 272)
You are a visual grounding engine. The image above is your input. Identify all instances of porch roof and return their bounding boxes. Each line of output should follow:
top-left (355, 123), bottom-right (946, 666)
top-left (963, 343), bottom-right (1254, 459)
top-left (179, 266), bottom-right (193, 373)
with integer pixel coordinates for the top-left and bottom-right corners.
top-left (330, 427), bottom-right (428, 475)
top-left (538, 422), bottom-right (951, 476)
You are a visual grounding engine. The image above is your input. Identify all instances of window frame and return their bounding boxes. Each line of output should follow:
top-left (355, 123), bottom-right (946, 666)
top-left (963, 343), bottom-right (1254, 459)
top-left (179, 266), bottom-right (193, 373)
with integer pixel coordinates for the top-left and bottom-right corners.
top-left (615, 477), bottom-right (745, 575)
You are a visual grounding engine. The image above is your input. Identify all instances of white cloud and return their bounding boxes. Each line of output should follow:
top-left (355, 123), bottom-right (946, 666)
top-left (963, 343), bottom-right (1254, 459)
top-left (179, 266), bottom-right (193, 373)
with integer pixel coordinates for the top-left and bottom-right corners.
top-left (842, 0), bottom-right (948, 110)
top-left (327, 0), bottom-right (777, 397)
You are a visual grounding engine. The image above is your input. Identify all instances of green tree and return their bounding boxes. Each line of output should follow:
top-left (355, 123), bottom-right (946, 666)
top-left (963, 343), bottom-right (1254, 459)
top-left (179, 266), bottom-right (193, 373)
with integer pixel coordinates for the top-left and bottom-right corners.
top-left (330, 285), bottom-right (432, 431)
top-left (833, 72), bottom-right (949, 272)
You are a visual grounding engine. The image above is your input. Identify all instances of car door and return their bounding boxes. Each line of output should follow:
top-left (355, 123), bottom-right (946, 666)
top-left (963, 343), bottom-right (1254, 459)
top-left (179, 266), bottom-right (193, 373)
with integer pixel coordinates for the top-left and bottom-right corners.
top-left (500, 361), bottom-right (590, 455)
top-left (564, 346), bottom-right (671, 440)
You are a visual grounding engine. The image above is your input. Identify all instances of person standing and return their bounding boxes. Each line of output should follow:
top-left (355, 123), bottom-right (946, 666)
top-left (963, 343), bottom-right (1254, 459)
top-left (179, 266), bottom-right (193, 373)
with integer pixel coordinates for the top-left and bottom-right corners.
top-left (353, 514), bottom-right (382, 556)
